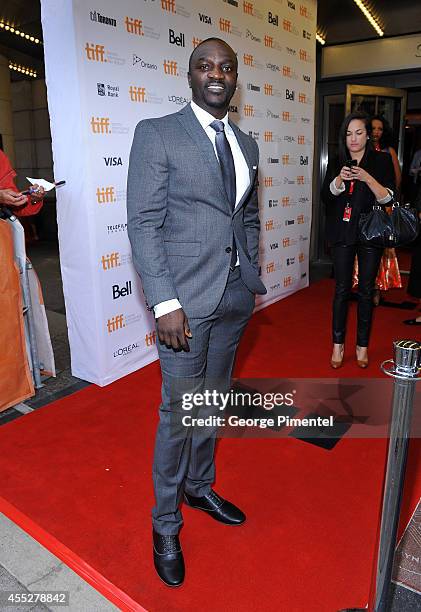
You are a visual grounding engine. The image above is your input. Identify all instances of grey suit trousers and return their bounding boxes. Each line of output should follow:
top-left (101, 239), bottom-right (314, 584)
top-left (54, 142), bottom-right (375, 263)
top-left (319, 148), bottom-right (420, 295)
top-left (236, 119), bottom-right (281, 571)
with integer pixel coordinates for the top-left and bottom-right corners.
top-left (152, 267), bottom-right (254, 535)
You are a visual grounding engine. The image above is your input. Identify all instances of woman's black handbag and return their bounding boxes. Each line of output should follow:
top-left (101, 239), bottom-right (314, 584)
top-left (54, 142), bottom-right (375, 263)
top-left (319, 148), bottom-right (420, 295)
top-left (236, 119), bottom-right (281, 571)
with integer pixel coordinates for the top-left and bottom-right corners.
top-left (359, 202), bottom-right (419, 248)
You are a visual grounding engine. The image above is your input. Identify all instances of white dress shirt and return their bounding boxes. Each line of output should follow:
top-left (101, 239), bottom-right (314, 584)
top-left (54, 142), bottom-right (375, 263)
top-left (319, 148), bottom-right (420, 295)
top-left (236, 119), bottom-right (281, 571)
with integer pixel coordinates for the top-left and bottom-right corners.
top-left (154, 101), bottom-right (250, 319)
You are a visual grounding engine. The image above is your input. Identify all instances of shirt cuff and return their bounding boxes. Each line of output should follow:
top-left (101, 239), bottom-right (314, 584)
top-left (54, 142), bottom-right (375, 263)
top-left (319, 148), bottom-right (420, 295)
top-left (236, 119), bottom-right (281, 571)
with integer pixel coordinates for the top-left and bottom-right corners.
top-left (330, 178), bottom-right (345, 195)
top-left (376, 189), bottom-right (394, 205)
top-left (154, 299), bottom-right (182, 319)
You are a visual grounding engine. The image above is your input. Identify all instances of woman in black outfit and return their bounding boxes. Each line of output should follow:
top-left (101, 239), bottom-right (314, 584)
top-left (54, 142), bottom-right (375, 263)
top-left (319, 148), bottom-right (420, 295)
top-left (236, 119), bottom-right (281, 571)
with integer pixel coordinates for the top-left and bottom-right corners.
top-left (321, 112), bottom-right (395, 368)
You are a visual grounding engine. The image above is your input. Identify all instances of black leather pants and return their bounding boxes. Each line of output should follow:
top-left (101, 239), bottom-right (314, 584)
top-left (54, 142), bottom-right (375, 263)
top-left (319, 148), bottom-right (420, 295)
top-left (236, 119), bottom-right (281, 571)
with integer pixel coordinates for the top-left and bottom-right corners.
top-left (332, 243), bottom-right (383, 347)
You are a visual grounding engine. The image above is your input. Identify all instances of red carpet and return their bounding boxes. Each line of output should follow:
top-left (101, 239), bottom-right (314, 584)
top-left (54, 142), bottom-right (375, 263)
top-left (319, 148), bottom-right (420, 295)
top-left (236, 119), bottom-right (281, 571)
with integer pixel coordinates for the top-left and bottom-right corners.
top-left (0, 278), bottom-right (420, 611)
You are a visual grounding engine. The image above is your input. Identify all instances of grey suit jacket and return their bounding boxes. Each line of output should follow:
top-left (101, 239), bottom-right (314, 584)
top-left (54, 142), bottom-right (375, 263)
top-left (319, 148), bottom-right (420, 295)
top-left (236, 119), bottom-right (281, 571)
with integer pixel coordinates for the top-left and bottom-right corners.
top-left (127, 104), bottom-right (267, 319)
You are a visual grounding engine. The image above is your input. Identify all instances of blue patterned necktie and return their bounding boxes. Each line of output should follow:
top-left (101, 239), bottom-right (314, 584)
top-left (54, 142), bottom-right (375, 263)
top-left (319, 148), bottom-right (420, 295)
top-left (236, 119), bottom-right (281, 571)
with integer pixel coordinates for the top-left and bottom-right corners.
top-left (210, 120), bottom-right (237, 209)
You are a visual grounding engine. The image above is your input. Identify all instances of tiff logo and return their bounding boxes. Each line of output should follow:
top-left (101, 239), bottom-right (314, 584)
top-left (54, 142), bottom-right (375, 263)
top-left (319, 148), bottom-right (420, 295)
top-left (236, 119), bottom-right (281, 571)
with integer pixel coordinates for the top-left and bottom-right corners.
top-left (298, 135), bottom-right (305, 145)
top-left (264, 83), bottom-right (273, 96)
top-left (244, 104), bottom-right (254, 117)
top-left (299, 92), bottom-right (307, 103)
top-left (266, 262), bottom-right (275, 273)
top-left (282, 197), bottom-right (290, 206)
top-left (264, 177), bottom-right (273, 187)
top-left (129, 86), bottom-right (146, 102)
top-left (161, 0), bottom-right (176, 12)
top-left (299, 49), bottom-right (309, 61)
top-left (283, 65), bottom-right (292, 77)
top-left (125, 17), bottom-right (144, 36)
top-left (91, 117), bottom-right (110, 134)
top-left (283, 19), bottom-right (292, 32)
top-left (300, 5), bottom-right (310, 18)
top-left (264, 35), bottom-right (273, 47)
top-left (163, 60), bottom-right (178, 75)
top-left (264, 131), bottom-right (273, 142)
top-left (284, 276), bottom-right (292, 287)
top-left (145, 331), bottom-right (157, 346)
top-left (282, 111), bottom-right (291, 121)
top-left (297, 175), bottom-right (305, 185)
top-left (243, 53), bottom-right (254, 66)
top-left (282, 154), bottom-right (290, 165)
top-left (107, 314), bottom-right (125, 334)
top-left (243, 1), bottom-right (253, 15)
top-left (96, 186), bottom-right (115, 203)
top-left (297, 214), bottom-right (305, 224)
top-left (85, 43), bottom-right (105, 62)
top-left (219, 18), bottom-right (232, 33)
top-left (101, 252), bottom-right (120, 270)
top-left (265, 220), bottom-right (274, 231)
top-left (283, 238), bottom-right (291, 247)
top-left (192, 37), bottom-right (203, 48)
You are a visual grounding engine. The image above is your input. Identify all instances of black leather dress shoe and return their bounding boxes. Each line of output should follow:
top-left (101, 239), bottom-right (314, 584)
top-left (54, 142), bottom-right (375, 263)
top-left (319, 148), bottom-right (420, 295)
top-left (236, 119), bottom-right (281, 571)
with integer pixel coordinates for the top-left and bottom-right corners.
top-left (403, 318), bottom-right (421, 326)
top-left (153, 530), bottom-right (185, 587)
top-left (184, 489), bottom-right (246, 525)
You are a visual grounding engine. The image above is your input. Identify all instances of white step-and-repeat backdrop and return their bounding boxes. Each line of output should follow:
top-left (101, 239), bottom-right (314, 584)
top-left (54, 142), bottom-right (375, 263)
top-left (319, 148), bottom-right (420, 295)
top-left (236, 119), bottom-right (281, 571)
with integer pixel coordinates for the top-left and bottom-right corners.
top-left (41, 0), bottom-right (316, 385)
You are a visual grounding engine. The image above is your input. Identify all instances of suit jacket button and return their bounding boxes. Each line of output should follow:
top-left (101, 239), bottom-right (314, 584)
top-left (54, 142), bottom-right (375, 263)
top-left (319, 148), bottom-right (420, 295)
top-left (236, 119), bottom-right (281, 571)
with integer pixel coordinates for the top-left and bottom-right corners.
top-left (225, 246), bottom-right (232, 253)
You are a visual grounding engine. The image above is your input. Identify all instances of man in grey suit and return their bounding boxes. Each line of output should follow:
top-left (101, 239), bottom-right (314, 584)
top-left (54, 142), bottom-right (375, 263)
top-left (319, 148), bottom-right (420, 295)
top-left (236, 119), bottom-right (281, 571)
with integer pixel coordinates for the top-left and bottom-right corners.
top-left (127, 38), bottom-right (266, 586)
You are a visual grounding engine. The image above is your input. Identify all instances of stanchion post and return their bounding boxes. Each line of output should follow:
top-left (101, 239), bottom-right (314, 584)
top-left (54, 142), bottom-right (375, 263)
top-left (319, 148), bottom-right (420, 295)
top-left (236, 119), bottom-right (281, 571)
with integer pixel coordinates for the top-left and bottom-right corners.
top-left (339, 339), bottom-right (421, 612)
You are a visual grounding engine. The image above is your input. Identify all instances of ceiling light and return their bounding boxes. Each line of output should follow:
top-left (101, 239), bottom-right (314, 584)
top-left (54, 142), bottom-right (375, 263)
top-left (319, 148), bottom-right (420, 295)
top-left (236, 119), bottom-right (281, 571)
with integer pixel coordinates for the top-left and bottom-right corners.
top-left (8, 62), bottom-right (37, 78)
top-left (316, 32), bottom-right (326, 45)
top-left (0, 20), bottom-right (42, 44)
top-left (353, 0), bottom-right (384, 36)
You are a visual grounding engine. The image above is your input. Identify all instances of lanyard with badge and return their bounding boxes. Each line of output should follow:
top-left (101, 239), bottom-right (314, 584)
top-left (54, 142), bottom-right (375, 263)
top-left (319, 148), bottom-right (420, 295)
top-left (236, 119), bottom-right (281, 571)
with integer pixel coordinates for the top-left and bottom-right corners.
top-left (343, 160), bottom-right (357, 222)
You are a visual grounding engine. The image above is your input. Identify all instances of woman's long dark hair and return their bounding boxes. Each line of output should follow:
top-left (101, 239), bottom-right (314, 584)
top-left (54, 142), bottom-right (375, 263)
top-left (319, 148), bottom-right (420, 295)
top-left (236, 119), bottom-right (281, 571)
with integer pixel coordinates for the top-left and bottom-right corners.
top-left (338, 111), bottom-right (373, 166)
top-left (371, 114), bottom-right (394, 150)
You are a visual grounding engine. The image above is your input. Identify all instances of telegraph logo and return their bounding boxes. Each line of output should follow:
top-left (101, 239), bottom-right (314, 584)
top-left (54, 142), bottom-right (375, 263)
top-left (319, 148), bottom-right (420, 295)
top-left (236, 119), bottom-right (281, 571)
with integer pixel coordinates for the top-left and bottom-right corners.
top-left (287, 0), bottom-right (296, 9)
top-left (243, 1), bottom-right (254, 15)
top-left (107, 223), bottom-right (127, 234)
top-left (243, 104), bottom-right (254, 117)
top-left (192, 37), bottom-right (203, 48)
top-left (286, 88), bottom-right (295, 101)
top-left (264, 83), bottom-right (273, 96)
top-left (85, 43), bottom-right (106, 62)
top-left (97, 83), bottom-right (119, 98)
top-left (243, 54), bottom-right (254, 66)
top-left (163, 60), bottom-right (178, 76)
top-left (125, 17), bottom-right (144, 35)
top-left (145, 331), bottom-right (157, 347)
top-left (161, 0), bottom-right (176, 12)
top-left (91, 117), bottom-right (110, 134)
top-left (169, 29), bottom-right (185, 46)
top-left (112, 281), bottom-right (132, 300)
top-left (300, 155), bottom-right (309, 165)
top-left (219, 18), bottom-right (232, 33)
top-left (101, 252), bottom-right (120, 270)
top-left (90, 10), bottom-right (116, 27)
top-left (107, 314), bottom-right (125, 334)
top-left (264, 131), bottom-right (273, 142)
top-left (129, 86), bottom-right (147, 102)
top-left (268, 11), bottom-right (278, 26)
top-left (133, 55), bottom-right (158, 70)
top-left (96, 186), bottom-right (115, 203)
top-left (104, 156), bottom-right (122, 166)
top-left (198, 13), bottom-right (212, 25)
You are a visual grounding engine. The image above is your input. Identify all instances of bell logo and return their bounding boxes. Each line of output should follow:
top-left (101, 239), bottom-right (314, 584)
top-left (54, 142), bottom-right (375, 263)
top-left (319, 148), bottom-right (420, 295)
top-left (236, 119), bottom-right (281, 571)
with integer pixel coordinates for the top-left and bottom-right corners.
top-left (169, 29), bottom-right (185, 47)
top-left (298, 135), bottom-right (305, 145)
top-left (264, 131), bottom-right (273, 142)
top-left (101, 252), bottom-right (121, 270)
top-left (163, 60), bottom-right (178, 75)
top-left (286, 88), bottom-right (295, 101)
top-left (161, 0), bottom-right (176, 12)
top-left (219, 18), bottom-right (232, 33)
top-left (265, 219), bottom-right (274, 231)
top-left (297, 176), bottom-right (305, 185)
top-left (268, 12), bottom-right (278, 26)
top-left (282, 111), bottom-right (291, 122)
top-left (282, 197), bottom-right (290, 207)
top-left (96, 187), bottom-right (115, 203)
top-left (299, 92), bottom-right (307, 103)
top-left (299, 49), bottom-right (309, 61)
top-left (264, 177), bottom-right (273, 187)
top-left (192, 37), bottom-right (203, 48)
top-left (112, 281), bottom-right (132, 299)
top-left (91, 117), bottom-right (110, 134)
top-left (284, 276), bottom-right (292, 287)
top-left (107, 315), bottom-right (125, 333)
top-left (282, 155), bottom-right (290, 165)
top-left (244, 104), bottom-right (254, 117)
top-left (129, 86), bottom-right (147, 102)
top-left (283, 19), bottom-right (292, 32)
top-left (85, 43), bottom-right (105, 62)
top-left (243, 54), bottom-right (254, 66)
top-left (300, 155), bottom-right (309, 165)
top-left (145, 331), bottom-right (157, 347)
top-left (264, 84), bottom-right (273, 96)
top-left (297, 214), bottom-right (305, 224)
top-left (243, 1), bottom-right (253, 15)
top-left (283, 238), bottom-right (291, 248)
top-left (125, 17), bottom-right (144, 36)
top-left (266, 262), bottom-right (275, 273)
top-left (264, 35), bottom-right (273, 47)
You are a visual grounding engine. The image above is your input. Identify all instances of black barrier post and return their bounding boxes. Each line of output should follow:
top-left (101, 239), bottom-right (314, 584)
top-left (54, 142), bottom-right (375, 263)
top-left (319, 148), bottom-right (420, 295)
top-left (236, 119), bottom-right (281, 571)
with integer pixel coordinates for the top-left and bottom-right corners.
top-left (339, 339), bottom-right (421, 612)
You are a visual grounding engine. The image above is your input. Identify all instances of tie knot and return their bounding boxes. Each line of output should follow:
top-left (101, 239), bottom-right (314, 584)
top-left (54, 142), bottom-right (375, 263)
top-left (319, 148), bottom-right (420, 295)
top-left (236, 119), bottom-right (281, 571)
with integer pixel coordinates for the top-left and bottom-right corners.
top-left (210, 120), bottom-right (225, 133)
